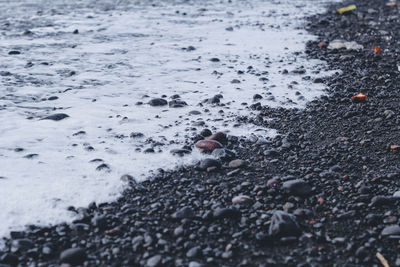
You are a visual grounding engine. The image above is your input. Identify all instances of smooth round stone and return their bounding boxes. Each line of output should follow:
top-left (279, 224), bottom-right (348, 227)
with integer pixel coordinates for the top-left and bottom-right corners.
top-left (212, 148), bottom-right (236, 161)
top-left (205, 132), bottom-right (227, 145)
top-left (189, 261), bottom-right (203, 267)
top-left (213, 207), bottom-right (240, 220)
top-left (195, 140), bottom-right (223, 152)
top-left (228, 159), bottom-right (246, 169)
top-left (269, 210), bottom-right (301, 237)
top-left (41, 113), bottom-right (69, 121)
top-left (381, 225), bottom-right (400, 236)
top-left (282, 179), bottom-right (311, 196)
top-left (393, 191), bottom-right (400, 198)
top-left (199, 158), bottom-right (221, 170)
top-left (172, 206), bottom-right (195, 219)
top-left (232, 195), bottom-right (252, 205)
top-left (60, 248), bottom-right (86, 265)
top-left (147, 255), bottom-right (162, 267)
top-left (169, 99), bottom-right (187, 108)
top-left (148, 98), bottom-right (167, 106)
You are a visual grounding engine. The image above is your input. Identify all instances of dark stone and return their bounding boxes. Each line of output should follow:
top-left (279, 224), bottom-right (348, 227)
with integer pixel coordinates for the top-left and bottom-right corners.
top-left (172, 206), bottom-right (195, 219)
top-left (96, 163), bottom-right (110, 171)
top-left (130, 132), bottom-right (144, 138)
top-left (147, 255), bottom-right (162, 267)
top-left (213, 208), bottom-right (241, 220)
top-left (199, 158), bottom-right (221, 170)
top-left (207, 96), bottom-right (220, 104)
top-left (200, 129), bottom-right (212, 137)
top-left (60, 248), bottom-right (86, 265)
top-left (212, 148), bottom-right (236, 161)
top-left (282, 179), bottom-right (311, 196)
top-left (370, 196), bottom-right (395, 206)
top-left (269, 211), bottom-right (301, 237)
top-left (41, 113), bottom-right (69, 121)
top-left (170, 149), bottom-right (191, 156)
top-left (11, 239), bottom-right (33, 252)
top-left (169, 100), bottom-right (187, 108)
top-left (148, 98), bottom-right (168, 106)
top-left (0, 253), bottom-right (18, 265)
top-left (381, 225), bottom-right (400, 236)
top-left (186, 246), bottom-right (201, 258)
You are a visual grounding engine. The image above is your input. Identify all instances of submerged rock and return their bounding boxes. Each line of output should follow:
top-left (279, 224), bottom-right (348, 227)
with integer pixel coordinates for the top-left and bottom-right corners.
top-left (148, 98), bottom-right (168, 106)
top-left (195, 140), bottom-right (223, 152)
top-left (41, 113), bottom-right (69, 121)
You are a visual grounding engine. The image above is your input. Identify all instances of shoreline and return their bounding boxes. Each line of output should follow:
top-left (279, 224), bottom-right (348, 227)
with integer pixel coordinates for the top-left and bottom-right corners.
top-left (3, 0), bottom-right (400, 266)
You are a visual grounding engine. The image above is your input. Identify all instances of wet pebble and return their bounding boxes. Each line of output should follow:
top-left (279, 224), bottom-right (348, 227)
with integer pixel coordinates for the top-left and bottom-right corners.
top-left (41, 113), bottom-right (69, 121)
top-left (148, 98), bottom-right (168, 106)
top-left (172, 206), bottom-right (195, 219)
top-left (232, 195), bottom-right (252, 205)
top-left (269, 211), bottom-right (301, 237)
top-left (60, 248), bottom-right (86, 265)
top-left (199, 158), bottom-right (221, 170)
top-left (381, 225), bottom-right (400, 236)
top-left (146, 255), bottom-right (162, 267)
top-left (195, 140), bottom-right (223, 152)
top-left (213, 207), bottom-right (240, 220)
top-left (282, 179), bottom-right (311, 197)
top-left (228, 159), bottom-right (246, 169)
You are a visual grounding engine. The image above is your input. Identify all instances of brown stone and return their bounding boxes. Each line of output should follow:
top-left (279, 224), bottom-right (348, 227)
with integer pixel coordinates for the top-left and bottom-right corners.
top-left (205, 132), bottom-right (227, 145)
top-left (195, 140), bottom-right (223, 152)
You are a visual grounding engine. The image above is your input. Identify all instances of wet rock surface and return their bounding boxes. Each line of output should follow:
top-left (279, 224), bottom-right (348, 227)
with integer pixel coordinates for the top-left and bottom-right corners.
top-left (2, 0), bottom-right (400, 266)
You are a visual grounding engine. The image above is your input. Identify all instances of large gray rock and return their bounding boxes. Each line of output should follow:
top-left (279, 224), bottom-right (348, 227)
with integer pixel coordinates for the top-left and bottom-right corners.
top-left (269, 211), bottom-right (302, 237)
top-left (282, 179), bottom-right (311, 196)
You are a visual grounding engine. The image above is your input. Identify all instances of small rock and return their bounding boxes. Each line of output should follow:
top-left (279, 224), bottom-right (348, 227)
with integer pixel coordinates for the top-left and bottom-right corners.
top-left (381, 225), bottom-right (400, 236)
top-left (200, 129), bottom-right (212, 137)
top-left (11, 239), bottom-right (33, 252)
top-left (60, 248), bottom-right (86, 265)
top-left (269, 211), bottom-right (301, 237)
top-left (207, 96), bottom-right (220, 104)
top-left (213, 207), bottom-right (240, 220)
top-left (195, 140), bottom-right (223, 152)
top-left (282, 179), bottom-right (311, 197)
top-left (199, 158), bottom-right (221, 170)
top-left (212, 148), bottom-right (236, 161)
top-left (0, 253), bottom-right (18, 265)
top-left (370, 196), bottom-right (395, 206)
top-left (232, 195), bottom-right (252, 205)
top-left (147, 255), bottom-right (162, 267)
top-left (170, 149), bottom-right (191, 156)
top-left (42, 113), bottom-right (69, 121)
top-left (186, 246), bottom-right (201, 258)
top-left (169, 99), bottom-right (187, 108)
top-left (148, 98), bottom-right (167, 106)
top-left (393, 191), bottom-right (400, 198)
top-left (228, 159), bottom-right (246, 169)
top-left (172, 206), bottom-right (195, 219)
top-left (96, 163), bottom-right (110, 171)
top-left (130, 132), bottom-right (144, 138)
top-left (189, 262), bottom-right (202, 267)
top-left (205, 132), bottom-right (227, 145)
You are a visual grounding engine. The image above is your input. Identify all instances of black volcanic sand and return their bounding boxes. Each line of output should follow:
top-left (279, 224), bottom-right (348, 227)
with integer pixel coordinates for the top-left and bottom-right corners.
top-left (2, 0), bottom-right (400, 266)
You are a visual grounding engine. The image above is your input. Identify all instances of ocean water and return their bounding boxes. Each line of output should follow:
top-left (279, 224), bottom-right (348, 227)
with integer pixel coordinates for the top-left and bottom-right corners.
top-left (0, 0), bottom-right (338, 237)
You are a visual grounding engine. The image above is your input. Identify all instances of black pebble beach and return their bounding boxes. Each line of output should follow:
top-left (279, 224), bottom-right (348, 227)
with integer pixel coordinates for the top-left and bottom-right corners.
top-left (2, 0), bottom-right (400, 266)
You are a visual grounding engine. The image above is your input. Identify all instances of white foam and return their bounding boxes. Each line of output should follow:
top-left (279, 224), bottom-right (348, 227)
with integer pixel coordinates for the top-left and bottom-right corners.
top-left (0, 0), bottom-right (339, 237)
